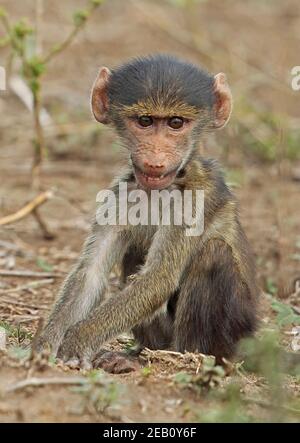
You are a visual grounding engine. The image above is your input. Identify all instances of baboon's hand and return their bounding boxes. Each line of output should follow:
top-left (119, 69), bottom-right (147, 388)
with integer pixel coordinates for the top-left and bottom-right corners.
top-left (56, 324), bottom-right (93, 370)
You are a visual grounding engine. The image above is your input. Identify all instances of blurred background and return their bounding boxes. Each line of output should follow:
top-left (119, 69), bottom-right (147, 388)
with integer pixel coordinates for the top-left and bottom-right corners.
top-left (0, 0), bottom-right (299, 423)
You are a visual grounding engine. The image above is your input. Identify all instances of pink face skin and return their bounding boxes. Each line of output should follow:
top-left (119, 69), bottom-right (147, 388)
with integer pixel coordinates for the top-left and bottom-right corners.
top-left (124, 116), bottom-right (197, 190)
top-left (91, 68), bottom-right (232, 190)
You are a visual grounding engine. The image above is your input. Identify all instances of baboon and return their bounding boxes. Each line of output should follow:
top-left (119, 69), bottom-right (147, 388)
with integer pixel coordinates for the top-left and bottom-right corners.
top-left (34, 54), bottom-right (259, 369)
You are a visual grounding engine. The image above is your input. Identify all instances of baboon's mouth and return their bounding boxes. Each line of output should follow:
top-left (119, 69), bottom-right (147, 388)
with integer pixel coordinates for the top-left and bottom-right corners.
top-left (134, 166), bottom-right (179, 190)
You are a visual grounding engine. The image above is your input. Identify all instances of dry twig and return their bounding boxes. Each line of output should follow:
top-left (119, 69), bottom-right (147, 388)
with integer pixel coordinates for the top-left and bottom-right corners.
top-left (141, 348), bottom-right (209, 372)
top-left (0, 190), bottom-right (54, 226)
top-left (5, 376), bottom-right (88, 393)
top-left (0, 296), bottom-right (48, 311)
top-left (0, 278), bottom-right (54, 294)
top-left (0, 270), bottom-right (63, 278)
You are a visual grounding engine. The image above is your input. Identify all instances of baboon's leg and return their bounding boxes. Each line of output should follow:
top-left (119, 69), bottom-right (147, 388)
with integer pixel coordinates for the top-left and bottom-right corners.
top-left (173, 239), bottom-right (257, 360)
top-left (132, 313), bottom-right (173, 350)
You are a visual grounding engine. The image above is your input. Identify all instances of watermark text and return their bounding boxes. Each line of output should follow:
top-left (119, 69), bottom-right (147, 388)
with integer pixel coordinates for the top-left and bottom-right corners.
top-left (96, 182), bottom-right (204, 236)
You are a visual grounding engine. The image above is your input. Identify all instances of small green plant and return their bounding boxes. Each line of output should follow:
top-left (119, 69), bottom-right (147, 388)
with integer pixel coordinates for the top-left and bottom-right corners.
top-left (0, 0), bottom-right (104, 187)
top-left (263, 292), bottom-right (300, 327)
top-left (239, 330), bottom-right (300, 422)
top-left (239, 330), bottom-right (282, 376)
top-left (8, 345), bottom-right (31, 360)
top-left (195, 331), bottom-right (300, 423)
top-left (224, 167), bottom-right (245, 188)
top-left (141, 366), bottom-right (152, 378)
top-left (266, 277), bottom-right (278, 295)
top-left (270, 298), bottom-right (300, 326)
top-left (71, 370), bottom-right (124, 416)
top-left (174, 356), bottom-right (226, 392)
top-left (167, 0), bottom-right (206, 7)
top-left (0, 321), bottom-right (33, 343)
top-left (123, 338), bottom-right (138, 354)
top-left (198, 383), bottom-right (254, 423)
top-left (36, 257), bottom-right (53, 272)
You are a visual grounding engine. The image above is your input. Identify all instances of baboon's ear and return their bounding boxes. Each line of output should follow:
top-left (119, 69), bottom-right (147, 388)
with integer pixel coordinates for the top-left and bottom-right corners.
top-left (212, 73), bottom-right (232, 129)
top-left (91, 67), bottom-right (111, 124)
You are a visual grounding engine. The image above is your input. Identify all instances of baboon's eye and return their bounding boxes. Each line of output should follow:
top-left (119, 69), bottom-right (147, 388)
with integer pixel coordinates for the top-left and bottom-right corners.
top-left (168, 117), bottom-right (184, 129)
top-left (138, 116), bottom-right (153, 127)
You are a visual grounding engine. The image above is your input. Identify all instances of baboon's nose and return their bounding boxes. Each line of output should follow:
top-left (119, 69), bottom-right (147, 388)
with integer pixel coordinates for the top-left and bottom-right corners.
top-left (143, 160), bottom-right (166, 176)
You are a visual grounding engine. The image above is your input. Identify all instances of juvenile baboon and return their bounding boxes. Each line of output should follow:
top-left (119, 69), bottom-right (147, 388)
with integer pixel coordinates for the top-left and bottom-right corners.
top-left (34, 54), bottom-right (259, 369)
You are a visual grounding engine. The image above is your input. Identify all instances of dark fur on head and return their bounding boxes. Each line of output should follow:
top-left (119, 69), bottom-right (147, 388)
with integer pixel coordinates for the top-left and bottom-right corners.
top-left (107, 54), bottom-right (216, 120)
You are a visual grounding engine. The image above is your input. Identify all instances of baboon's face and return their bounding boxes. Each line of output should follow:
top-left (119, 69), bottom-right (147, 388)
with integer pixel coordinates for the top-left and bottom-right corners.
top-left (122, 115), bottom-right (197, 190)
top-left (91, 59), bottom-right (232, 190)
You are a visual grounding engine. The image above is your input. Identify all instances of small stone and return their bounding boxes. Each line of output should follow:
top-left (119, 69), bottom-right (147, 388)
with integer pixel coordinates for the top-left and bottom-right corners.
top-left (0, 327), bottom-right (7, 351)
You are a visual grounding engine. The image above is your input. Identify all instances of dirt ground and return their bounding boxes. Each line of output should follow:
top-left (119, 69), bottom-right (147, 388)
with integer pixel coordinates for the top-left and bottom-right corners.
top-left (0, 0), bottom-right (299, 423)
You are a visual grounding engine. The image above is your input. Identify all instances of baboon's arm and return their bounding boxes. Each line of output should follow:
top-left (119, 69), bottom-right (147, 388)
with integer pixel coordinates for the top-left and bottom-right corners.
top-left (33, 224), bottom-right (128, 354)
top-left (57, 226), bottom-right (194, 365)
